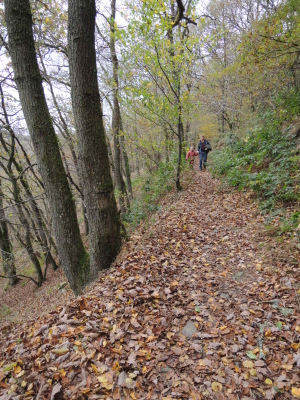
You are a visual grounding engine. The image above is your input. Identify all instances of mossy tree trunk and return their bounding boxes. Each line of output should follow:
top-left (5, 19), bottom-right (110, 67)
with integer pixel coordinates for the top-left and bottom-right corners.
top-left (68, 0), bottom-right (122, 279)
top-left (38, 50), bottom-right (89, 236)
top-left (4, 0), bottom-right (89, 294)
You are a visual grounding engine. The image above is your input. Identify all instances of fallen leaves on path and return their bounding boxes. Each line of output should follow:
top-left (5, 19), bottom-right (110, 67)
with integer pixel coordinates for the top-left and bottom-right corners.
top-left (0, 172), bottom-right (299, 399)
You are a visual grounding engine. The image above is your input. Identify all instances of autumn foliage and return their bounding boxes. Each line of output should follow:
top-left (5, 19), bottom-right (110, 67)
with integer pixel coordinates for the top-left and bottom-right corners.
top-left (0, 173), bottom-right (299, 399)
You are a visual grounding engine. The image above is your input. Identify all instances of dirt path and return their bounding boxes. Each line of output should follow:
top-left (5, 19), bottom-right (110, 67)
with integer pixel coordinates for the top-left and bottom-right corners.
top-left (0, 172), bottom-right (299, 399)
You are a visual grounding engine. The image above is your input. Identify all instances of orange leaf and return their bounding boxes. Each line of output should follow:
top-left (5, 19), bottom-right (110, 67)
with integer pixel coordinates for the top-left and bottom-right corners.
top-left (146, 335), bottom-right (156, 343)
top-left (291, 343), bottom-right (300, 350)
top-left (14, 366), bottom-right (22, 374)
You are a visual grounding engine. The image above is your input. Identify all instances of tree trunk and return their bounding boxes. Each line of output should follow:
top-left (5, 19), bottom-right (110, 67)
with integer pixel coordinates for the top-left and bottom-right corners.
top-left (121, 139), bottom-right (133, 199)
top-left (176, 104), bottom-right (183, 191)
top-left (68, 0), bottom-right (121, 279)
top-left (4, 0), bottom-right (89, 294)
top-left (136, 153), bottom-right (140, 176)
top-left (119, 118), bottom-right (133, 199)
top-left (0, 180), bottom-right (18, 286)
top-left (38, 50), bottom-right (89, 236)
top-left (11, 178), bottom-right (44, 286)
top-left (15, 164), bottom-right (59, 271)
top-left (168, 7), bottom-right (183, 191)
top-left (110, 0), bottom-right (129, 212)
top-left (112, 106), bottom-right (127, 213)
top-left (165, 124), bottom-right (170, 163)
top-left (185, 119), bottom-right (190, 144)
top-left (221, 10), bottom-right (228, 134)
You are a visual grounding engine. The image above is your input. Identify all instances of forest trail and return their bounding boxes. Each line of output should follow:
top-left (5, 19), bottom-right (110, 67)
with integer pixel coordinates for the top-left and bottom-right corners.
top-left (0, 171), bottom-right (299, 399)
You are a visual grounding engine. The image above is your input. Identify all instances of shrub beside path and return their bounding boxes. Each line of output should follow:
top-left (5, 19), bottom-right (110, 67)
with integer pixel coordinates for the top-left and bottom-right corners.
top-left (0, 171), bottom-right (299, 399)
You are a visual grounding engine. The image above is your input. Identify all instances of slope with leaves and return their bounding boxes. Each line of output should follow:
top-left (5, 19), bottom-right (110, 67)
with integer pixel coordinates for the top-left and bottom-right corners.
top-left (0, 171), bottom-right (299, 399)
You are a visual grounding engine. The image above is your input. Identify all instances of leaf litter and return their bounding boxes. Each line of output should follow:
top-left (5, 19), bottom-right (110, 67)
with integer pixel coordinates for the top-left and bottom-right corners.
top-left (0, 172), bottom-right (299, 399)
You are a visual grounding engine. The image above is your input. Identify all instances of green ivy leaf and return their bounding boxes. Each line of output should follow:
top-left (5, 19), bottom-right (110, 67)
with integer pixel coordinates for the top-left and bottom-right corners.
top-left (246, 351), bottom-right (257, 360)
top-left (276, 321), bottom-right (282, 330)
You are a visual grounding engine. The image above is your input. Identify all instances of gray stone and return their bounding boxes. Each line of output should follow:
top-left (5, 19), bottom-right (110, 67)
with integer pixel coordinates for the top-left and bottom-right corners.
top-left (117, 371), bottom-right (127, 387)
top-left (220, 292), bottom-right (230, 299)
top-left (234, 272), bottom-right (244, 282)
top-left (181, 321), bottom-right (197, 338)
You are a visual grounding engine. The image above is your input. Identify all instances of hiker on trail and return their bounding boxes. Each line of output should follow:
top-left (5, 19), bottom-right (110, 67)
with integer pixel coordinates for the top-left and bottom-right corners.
top-left (197, 135), bottom-right (211, 171)
top-left (186, 146), bottom-right (198, 168)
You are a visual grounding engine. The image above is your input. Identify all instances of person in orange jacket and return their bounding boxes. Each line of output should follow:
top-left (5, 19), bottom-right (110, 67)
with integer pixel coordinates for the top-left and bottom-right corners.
top-left (186, 146), bottom-right (198, 168)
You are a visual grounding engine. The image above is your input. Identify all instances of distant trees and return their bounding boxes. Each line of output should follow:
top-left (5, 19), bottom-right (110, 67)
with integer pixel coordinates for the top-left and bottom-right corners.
top-left (119, 0), bottom-right (198, 189)
top-left (0, 91), bottom-right (59, 286)
top-left (195, 0), bottom-right (300, 134)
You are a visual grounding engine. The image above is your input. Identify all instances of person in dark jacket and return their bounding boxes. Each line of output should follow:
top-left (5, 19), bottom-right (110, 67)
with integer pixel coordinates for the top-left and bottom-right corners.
top-left (197, 135), bottom-right (211, 171)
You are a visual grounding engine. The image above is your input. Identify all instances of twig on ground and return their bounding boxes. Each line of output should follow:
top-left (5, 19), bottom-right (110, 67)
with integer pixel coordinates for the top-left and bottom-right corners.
top-left (295, 289), bottom-right (300, 310)
top-left (0, 274), bottom-right (40, 286)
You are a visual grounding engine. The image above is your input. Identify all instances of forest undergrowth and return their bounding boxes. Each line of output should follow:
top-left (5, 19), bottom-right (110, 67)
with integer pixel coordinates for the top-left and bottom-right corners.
top-left (0, 169), bottom-right (299, 399)
top-left (211, 91), bottom-right (300, 244)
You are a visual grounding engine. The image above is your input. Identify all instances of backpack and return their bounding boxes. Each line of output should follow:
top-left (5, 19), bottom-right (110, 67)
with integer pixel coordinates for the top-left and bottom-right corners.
top-left (198, 140), bottom-right (212, 153)
top-left (206, 142), bottom-right (212, 152)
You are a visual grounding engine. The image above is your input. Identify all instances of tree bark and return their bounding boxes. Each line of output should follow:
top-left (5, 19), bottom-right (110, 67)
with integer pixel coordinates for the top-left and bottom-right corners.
top-left (119, 118), bottom-right (133, 200)
top-left (68, 0), bottom-right (121, 278)
top-left (38, 50), bottom-right (89, 236)
top-left (168, 9), bottom-right (183, 191)
top-left (0, 180), bottom-right (18, 286)
top-left (112, 105), bottom-right (127, 213)
top-left (4, 0), bottom-right (89, 294)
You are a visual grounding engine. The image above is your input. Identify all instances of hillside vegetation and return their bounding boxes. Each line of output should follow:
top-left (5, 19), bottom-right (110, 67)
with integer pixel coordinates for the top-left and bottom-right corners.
top-left (212, 91), bottom-right (300, 240)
